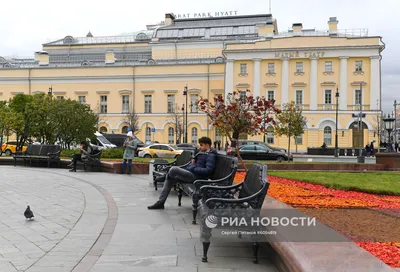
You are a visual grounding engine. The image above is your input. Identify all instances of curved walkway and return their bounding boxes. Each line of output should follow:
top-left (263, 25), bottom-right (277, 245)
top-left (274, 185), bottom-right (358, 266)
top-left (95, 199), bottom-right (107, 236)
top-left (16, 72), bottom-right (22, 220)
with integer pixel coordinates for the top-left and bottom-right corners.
top-left (0, 166), bottom-right (278, 272)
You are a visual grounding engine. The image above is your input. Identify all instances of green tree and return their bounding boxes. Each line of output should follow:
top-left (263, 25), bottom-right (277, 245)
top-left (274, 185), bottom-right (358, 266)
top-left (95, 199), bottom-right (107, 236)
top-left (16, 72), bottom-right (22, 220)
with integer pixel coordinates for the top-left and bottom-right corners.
top-left (274, 101), bottom-right (307, 156)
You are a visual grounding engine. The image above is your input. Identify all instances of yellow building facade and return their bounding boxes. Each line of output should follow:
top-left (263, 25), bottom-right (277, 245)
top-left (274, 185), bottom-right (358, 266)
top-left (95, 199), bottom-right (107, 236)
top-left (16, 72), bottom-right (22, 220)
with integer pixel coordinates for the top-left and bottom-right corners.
top-left (0, 14), bottom-right (383, 152)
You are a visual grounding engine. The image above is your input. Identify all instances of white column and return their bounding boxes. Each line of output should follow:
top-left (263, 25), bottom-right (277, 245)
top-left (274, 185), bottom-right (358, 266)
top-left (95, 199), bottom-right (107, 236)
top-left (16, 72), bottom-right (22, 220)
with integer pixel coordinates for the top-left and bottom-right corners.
top-left (339, 56), bottom-right (348, 110)
top-left (281, 57), bottom-right (289, 105)
top-left (253, 58), bottom-right (261, 98)
top-left (309, 57), bottom-right (318, 110)
top-left (370, 56), bottom-right (380, 111)
top-left (224, 59), bottom-right (234, 101)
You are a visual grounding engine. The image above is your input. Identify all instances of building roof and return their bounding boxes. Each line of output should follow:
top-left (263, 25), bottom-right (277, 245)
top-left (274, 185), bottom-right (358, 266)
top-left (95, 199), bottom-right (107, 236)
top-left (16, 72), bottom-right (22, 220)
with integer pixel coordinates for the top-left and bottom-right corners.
top-left (155, 14), bottom-right (272, 40)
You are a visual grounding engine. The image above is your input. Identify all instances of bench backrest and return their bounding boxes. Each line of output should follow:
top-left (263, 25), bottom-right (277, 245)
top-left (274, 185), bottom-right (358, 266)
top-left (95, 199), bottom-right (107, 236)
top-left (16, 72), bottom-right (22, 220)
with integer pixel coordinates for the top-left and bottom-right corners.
top-left (26, 145), bottom-right (41, 155)
top-left (210, 154), bottom-right (238, 185)
top-left (238, 163), bottom-right (269, 209)
top-left (46, 145), bottom-right (61, 156)
top-left (175, 150), bottom-right (192, 166)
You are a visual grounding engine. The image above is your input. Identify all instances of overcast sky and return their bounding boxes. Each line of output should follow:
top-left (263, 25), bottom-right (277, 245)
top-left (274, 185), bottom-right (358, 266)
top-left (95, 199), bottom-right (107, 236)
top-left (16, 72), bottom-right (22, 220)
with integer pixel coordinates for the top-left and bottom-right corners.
top-left (0, 0), bottom-right (398, 113)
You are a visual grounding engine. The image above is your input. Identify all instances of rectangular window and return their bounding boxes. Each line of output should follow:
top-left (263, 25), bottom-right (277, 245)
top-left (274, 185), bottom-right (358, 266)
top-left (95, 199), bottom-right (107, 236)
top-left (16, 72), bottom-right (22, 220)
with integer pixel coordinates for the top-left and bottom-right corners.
top-left (325, 61), bottom-right (332, 72)
top-left (295, 134), bottom-right (303, 145)
top-left (240, 91), bottom-right (246, 102)
top-left (167, 94), bottom-right (175, 113)
top-left (144, 95), bottom-right (152, 113)
top-left (267, 90), bottom-right (274, 101)
top-left (100, 95), bottom-right (107, 114)
top-left (325, 90), bottom-right (332, 104)
top-left (190, 94), bottom-right (198, 113)
top-left (296, 62), bottom-right (303, 73)
top-left (268, 63), bottom-right (275, 74)
top-left (266, 127), bottom-right (274, 144)
top-left (240, 63), bottom-right (247, 74)
top-left (78, 96), bottom-right (86, 104)
top-left (355, 89), bottom-right (362, 105)
top-left (122, 95), bottom-right (129, 113)
top-left (355, 61), bottom-right (363, 72)
top-left (295, 90), bottom-right (303, 105)
top-left (56, 96), bottom-right (64, 100)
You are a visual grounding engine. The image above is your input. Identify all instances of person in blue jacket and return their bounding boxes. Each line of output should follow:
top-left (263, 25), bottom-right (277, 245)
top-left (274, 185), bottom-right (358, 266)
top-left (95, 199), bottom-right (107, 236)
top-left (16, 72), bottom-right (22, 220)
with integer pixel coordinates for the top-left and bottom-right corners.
top-left (148, 136), bottom-right (217, 210)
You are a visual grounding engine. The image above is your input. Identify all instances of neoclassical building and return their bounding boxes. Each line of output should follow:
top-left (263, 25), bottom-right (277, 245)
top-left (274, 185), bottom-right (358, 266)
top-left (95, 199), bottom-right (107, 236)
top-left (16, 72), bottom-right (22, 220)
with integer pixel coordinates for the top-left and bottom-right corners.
top-left (0, 13), bottom-right (384, 151)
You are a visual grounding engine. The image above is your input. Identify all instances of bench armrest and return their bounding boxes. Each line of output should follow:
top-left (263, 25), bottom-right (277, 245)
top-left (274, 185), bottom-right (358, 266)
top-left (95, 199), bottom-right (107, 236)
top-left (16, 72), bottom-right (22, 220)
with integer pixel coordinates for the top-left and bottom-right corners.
top-left (154, 161), bottom-right (175, 171)
top-left (200, 182), bottom-right (244, 200)
top-left (205, 184), bottom-right (268, 209)
top-left (193, 170), bottom-right (235, 189)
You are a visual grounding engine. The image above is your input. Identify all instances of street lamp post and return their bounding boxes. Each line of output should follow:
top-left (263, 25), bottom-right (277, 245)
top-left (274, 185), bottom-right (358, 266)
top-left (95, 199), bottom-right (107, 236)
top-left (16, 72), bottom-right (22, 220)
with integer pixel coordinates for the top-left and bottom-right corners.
top-left (181, 104), bottom-right (184, 144)
top-left (383, 113), bottom-right (395, 152)
top-left (334, 88), bottom-right (340, 158)
top-left (48, 86), bottom-right (53, 97)
top-left (183, 85), bottom-right (188, 143)
top-left (394, 100), bottom-right (400, 144)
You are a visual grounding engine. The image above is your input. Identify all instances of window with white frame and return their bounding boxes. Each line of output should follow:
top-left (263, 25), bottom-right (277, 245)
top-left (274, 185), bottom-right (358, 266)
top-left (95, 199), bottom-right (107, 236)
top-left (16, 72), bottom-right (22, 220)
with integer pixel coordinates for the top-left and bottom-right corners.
top-left (121, 126), bottom-right (129, 133)
top-left (145, 126), bottom-right (151, 142)
top-left (191, 127), bottom-right (198, 144)
top-left (268, 63), bottom-right (275, 74)
top-left (167, 94), bottom-right (175, 113)
top-left (144, 95), bottom-right (152, 113)
top-left (190, 94), bottom-right (198, 113)
top-left (168, 127), bottom-right (174, 144)
top-left (78, 96), bottom-right (86, 104)
top-left (323, 126), bottom-right (332, 145)
top-left (325, 90), bottom-right (332, 104)
top-left (325, 61), bottom-right (332, 72)
top-left (215, 129), bottom-right (221, 141)
top-left (266, 126), bottom-right (274, 144)
top-left (295, 134), bottom-right (303, 145)
top-left (295, 90), bottom-right (303, 105)
top-left (100, 95), bottom-right (107, 113)
top-left (355, 61), bottom-right (363, 72)
top-left (296, 62), bottom-right (303, 73)
top-left (56, 96), bottom-right (64, 100)
top-left (240, 63), bottom-right (247, 74)
top-left (122, 95), bottom-right (129, 113)
top-left (355, 89), bottom-right (362, 105)
top-left (267, 90), bottom-right (275, 101)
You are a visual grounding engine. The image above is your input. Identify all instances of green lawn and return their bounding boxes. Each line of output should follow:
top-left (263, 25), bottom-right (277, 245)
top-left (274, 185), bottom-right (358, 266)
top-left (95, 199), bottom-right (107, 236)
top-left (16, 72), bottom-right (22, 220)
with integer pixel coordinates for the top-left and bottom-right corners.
top-left (269, 171), bottom-right (400, 195)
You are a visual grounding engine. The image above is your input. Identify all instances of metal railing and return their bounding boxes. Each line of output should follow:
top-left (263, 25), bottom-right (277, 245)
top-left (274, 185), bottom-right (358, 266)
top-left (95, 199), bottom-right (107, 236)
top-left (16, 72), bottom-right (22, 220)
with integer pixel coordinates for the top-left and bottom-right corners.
top-left (295, 104), bottom-right (310, 110)
top-left (270, 28), bottom-right (369, 38)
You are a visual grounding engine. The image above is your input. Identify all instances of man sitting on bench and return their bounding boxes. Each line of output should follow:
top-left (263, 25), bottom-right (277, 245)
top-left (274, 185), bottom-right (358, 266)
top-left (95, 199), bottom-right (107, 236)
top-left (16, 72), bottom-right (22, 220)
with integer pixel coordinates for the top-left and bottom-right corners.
top-left (148, 137), bottom-right (217, 210)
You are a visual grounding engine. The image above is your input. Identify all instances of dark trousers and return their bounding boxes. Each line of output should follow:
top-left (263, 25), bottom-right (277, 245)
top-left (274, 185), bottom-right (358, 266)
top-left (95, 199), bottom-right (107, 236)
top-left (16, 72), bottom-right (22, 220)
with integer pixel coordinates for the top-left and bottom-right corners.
top-left (122, 159), bottom-right (132, 173)
top-left (71, 154), bottom-right (82, 169)
top-left (159, 166), bottom-right (197, 203)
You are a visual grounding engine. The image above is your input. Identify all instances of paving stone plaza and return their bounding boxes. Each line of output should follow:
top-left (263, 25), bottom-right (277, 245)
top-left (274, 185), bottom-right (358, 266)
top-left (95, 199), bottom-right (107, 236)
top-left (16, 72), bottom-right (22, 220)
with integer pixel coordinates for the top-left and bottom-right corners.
top-left (0, 166), bottom-right (278, 272)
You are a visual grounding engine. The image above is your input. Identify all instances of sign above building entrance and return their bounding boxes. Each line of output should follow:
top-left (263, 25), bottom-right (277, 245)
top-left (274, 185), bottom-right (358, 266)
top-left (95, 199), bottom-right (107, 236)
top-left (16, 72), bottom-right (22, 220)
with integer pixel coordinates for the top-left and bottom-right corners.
top-left (175, 11), bottom-right (238, 19)
top-left (274, 51), bottom-right (326, 58)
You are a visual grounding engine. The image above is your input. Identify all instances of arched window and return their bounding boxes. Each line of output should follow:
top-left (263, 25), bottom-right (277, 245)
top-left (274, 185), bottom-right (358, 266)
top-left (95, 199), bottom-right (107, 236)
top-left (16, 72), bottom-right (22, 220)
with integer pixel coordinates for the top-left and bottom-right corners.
top-left (324, 126), bottom-right (332, 145)
top-left (191, 127), bottom-right (198, 144)
top-left (168, 127), bottom-right (174, 144)
top-left (121, 126), bottom-right (129, 134)
top-left (145, 126), bottom-right (151, 142)
top-left (99, 126), bottom-right (108, 133)
top-left (266, 127), bottom-right (274, 144)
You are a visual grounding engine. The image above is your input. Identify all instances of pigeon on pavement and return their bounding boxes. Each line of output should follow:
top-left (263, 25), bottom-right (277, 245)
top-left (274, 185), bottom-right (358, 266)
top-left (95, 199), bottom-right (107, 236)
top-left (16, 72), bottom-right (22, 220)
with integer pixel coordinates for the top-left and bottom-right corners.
top-left (24, 206), bottom-right (34, 220)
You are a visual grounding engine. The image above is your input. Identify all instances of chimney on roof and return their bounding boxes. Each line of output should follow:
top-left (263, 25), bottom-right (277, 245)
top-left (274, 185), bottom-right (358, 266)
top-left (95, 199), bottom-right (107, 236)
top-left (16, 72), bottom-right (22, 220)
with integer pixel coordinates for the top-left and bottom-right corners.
top-left (86, 31), bottom-right (93, 38)
top-left (165, 13), bottom-right (175, 26)
top-left (328, 17), bottom-right (339, 32)
top-left (292, 23), bottom-right (303, 33)
top-left (35, 51), bottom-right (49, 66)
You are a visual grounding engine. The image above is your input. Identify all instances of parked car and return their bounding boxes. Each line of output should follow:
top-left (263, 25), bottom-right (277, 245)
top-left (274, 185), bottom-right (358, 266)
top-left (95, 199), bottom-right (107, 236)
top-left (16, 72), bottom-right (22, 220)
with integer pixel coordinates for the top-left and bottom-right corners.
top-left (176, 143), bottom-right (199, 155)
top-left (138, 144), bottom-right (184, 158)
top-left (232, 144), bottom-right (292, 162)
top-left (1, 141), bottom-right (28, 156)
top-left (100, 133), bottom-right (145, 156)
top-left (239, 140), bottom-right (286, 153)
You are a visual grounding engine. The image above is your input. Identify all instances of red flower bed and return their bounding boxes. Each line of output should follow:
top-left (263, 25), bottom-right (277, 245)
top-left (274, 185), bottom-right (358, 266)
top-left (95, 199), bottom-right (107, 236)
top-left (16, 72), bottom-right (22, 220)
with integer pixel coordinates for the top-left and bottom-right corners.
top-left (233, 172), bottom-right (400, 267)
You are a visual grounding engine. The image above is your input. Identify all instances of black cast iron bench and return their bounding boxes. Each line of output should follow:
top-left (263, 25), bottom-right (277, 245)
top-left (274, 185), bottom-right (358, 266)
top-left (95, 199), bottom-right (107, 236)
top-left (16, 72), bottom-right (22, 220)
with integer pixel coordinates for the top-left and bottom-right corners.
top-left (198, 163), bottom-right (269, 263)
top-left (13, 144), bottom-right (61, 168)
top-left (75, 149), bottom-right (102, 172)
top-left (176, 154), bottom-right (238, 224)
top-left (152, 150), bottom-right (192, 190)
